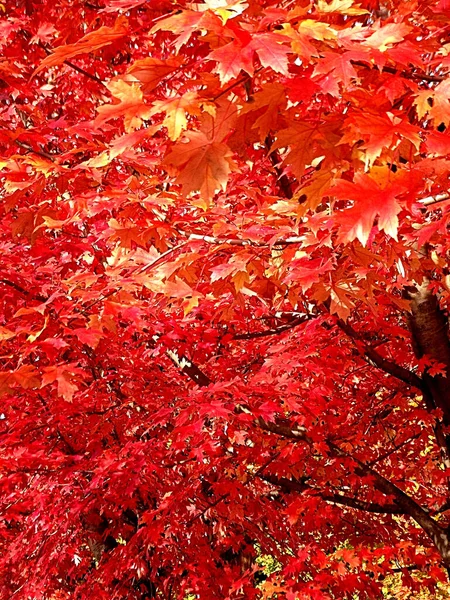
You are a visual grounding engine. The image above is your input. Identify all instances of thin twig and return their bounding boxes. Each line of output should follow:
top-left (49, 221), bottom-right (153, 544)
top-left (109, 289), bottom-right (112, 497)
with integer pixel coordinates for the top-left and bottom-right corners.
top-left (176, 229), bottom-right (306, 247)
top-left (233, 315), bottom-right (312, 340)
top-left (39, 42), bottom-right (108, 89)
top-left (0, 278), bottom-right (48, 303)
top-left (64, 59), bottom-right (108, 88)
top-left (352, 60), bottom-right (446, 83)
top-left (213, 68), bottom-right (263, 101)
top-left (367, 432), bottom-right (422, 466)
top-left (14, 140), bottom-right (55, 162)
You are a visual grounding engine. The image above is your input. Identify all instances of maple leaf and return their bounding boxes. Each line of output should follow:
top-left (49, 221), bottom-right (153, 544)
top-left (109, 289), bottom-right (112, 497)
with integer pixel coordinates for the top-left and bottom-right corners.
top-left (425, 131), bottom-right (450, 156)
top-left (331, 173), bottom-right (406, 245)
top-left (339, 111), bottom-right (420, 168)
top-left (30, 23), bottom-right (57, 45)
top-left (72, 328), bottom-right (103, 350)
top-left (41, 365), bottom-right (81, 402)
top-left (272, 122), bottom-right (324, 179)
top-left (95, 80), bottom-right (152, 132)
top-left (5, 1), bottom-right (450, 597)
top-left (13, 365), bottom-right (41, 390)
top-left (315, 0), bottom-right (367, 14)
top-left (312, 50), bottom-right (363, 91)
top-left (126, 57), bottom-right (182, 93)
top-left (164, 131), bottom-right (238, 205)
top-left (239, 82), bottom-right (287, 139)
top-left (0, 326), bottom-right (16, 341)
top-left (250, 33), bottom-right (290, 74)
top-left (202, 0), bottom-right (249, 23)
top-left (33, 17), bottom-right (128, 75)
top-left (149, 92), bottom-right (200, 141)
top-left (208, 41), bottom-right (254, 83)
top-left (364, 23), bottom-right (412, 53)
top-left (108, 127), bottom-right (156, 160)
top-left (150, 10), bottom-right (222, 52)
top-left (283, 256), bottom-right (334, 291)
top-left (414, 79), bottom-right (450, 126)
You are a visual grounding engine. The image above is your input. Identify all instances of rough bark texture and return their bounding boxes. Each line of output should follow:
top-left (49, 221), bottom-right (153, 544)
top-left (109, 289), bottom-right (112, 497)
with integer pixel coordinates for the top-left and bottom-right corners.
top-left (409, 281), bottom-right (450, 424)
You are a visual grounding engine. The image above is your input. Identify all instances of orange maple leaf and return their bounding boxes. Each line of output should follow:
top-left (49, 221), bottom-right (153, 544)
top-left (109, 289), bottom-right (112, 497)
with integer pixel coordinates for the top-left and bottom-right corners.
top-left (126, 57), bottom-right (182, 93)
top-left (96, 80), bottom-right (152, 132)
top-left (164, 131), bottom-right (238, 206)
top-left (150, 92), bottom-right (200, 141)
top-left (33, 17), bottom-right (128, 75)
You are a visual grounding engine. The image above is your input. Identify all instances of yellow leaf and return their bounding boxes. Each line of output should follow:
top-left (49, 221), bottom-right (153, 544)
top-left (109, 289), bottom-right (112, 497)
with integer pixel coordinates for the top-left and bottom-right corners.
top-left (315, 0), bottom-right (368, 14)
top-left (0, 327), bottom-right (15, 341)
top-left (298, 19), bottom-right (337, 41)
top-left (150, 92), bottom-right (200, 141)
top-left (27, 316), bottom-right (49, 342)
top-left (202, 0), bottom-right (248, 23)
top-left (21, 155), bottom-right (57, 177)
top-left (365, 23), bottom-right (411, 52)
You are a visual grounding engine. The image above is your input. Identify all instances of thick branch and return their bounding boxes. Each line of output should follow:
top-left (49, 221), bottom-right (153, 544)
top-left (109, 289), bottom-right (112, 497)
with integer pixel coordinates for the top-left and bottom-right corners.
top-left (408, 281), bottom-right (450, 424)
top-left (255, 416), bottom-right (311, 443)
top-left (337, 320), bottom-right (425, 391)
top-left (329, 441), bottom-right (450, 562)
top-left (261, 473), bottom-right (404, 514)
top-left (170, 321), bottom-right (450, 567)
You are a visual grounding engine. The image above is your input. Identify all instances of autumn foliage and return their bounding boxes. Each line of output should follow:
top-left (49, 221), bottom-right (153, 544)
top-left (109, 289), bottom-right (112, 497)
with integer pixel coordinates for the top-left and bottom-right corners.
top-left (2, 0), bottom-right (450, 598)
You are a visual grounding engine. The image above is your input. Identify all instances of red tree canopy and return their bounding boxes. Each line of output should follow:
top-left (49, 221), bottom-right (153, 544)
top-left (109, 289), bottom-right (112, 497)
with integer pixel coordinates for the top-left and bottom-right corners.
top-left (2, 0), bottom-right (450, 598)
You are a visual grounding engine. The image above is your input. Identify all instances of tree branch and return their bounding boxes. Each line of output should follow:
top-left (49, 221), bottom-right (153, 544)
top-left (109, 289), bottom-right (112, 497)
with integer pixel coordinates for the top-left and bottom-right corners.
top-left (39, 42), bottom-right (108, 89)
top-left (265, 133), bottom-right (295, 200)
top-left (14, 139), bottom-right (56, 162)
top-left (352, 60), bottom-right (446, 83)
top-left (213, 68), bottom-right (263, 101)
top-left (0, 278), bottom-right (48, 303)
top-left (176, 229), bottom-right (306, 247)
top-left (63, 59), bottom-right (107, 88)
top-left (167, 316), bottom-right (450, 566)
top-left (260, 473), bottom-right (404, 514)
top-left (255, 416), bottom-right (311, 443)
top-left (328, 441), bottom-right (450, 560)
top-left (233, 316), bottom-right (312, 340)
top-left (337, 320), bottom-right (425, 391)
top-left (367, 432), bottom-right (422, 466)
top-left (419, 193), bottom-right (450, 207)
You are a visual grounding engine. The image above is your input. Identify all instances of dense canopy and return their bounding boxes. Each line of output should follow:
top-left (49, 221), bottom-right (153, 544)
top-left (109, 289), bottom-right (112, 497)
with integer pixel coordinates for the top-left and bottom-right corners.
top-left (2, 0), bottom-right (450, 598)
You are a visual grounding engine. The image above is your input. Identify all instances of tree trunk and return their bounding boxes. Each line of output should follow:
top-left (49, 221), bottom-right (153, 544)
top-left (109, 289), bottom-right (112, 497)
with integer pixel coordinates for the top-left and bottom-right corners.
top-left (408, 281), bottom-right (450, 424)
